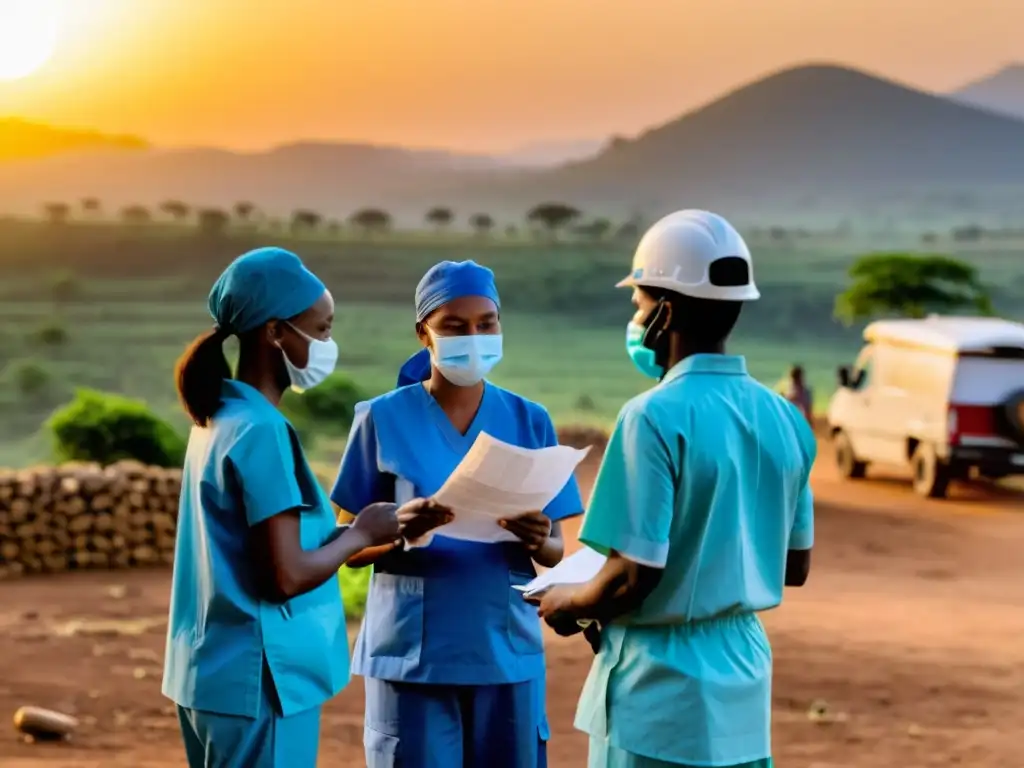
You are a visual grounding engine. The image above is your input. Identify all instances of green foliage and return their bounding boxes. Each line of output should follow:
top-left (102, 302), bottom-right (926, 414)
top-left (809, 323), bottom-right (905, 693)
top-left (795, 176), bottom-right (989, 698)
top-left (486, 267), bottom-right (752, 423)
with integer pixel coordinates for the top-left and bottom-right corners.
top-left (13, 361), bottom-right (50, 397)
top-left (291, 209), bottom-right (322, 233)
top-left (834, 252), bottom-right (994, 325)
top-left (281, 372), bottom-right (369, 439)
top-left (350, 208), bottom-right (392, 234)
top-left (34, 319), bottom-right (68, 347)
top-left (526, 202), bottom-right (582, 235)
top-left (46, 389), bottom-right (186, 467)
top-left (469, 213), bottom-right (494, 235)
top-left (198, 208), bottom-right (230, 236)
top-left (50, 271), bottom-right (79, 305)
top-left (339, 565), bottom-right (371, 618)
top-left (426, 207), bottom-right (454, 229)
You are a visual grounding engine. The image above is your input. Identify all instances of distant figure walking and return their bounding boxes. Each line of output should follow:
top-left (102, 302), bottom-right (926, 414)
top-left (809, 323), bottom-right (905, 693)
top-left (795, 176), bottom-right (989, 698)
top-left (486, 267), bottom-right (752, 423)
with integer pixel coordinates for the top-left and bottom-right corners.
top-left (784, 365), bottom-right (814, 424)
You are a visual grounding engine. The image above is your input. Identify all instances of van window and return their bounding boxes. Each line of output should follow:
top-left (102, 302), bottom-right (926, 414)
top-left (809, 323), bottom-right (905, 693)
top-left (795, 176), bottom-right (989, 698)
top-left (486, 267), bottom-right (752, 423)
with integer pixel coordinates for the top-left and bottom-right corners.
top-left (850, 346), bottom-right (873, 390)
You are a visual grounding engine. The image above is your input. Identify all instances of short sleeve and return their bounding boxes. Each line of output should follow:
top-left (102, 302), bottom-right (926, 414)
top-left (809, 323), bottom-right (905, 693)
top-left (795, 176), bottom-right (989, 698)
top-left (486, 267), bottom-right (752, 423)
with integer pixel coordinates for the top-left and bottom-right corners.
top-left (330, 404), bottom-right (388, 515)
top-left (789, 416), bottom-right (817, 550)
top-left (228, 420), bottom-right (307, 527)
top-left (536, 408), bottom-right (584, 523)
top-left (578, 402), bottom-right (675, 568)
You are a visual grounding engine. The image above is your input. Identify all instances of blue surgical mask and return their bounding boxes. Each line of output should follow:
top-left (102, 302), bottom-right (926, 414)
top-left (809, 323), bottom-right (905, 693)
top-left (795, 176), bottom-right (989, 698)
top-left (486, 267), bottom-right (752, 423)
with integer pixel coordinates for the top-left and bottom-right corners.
top-left (626, 321), bottom-right (664, 380)
top-left (430, 332), bottom-right (503, 387)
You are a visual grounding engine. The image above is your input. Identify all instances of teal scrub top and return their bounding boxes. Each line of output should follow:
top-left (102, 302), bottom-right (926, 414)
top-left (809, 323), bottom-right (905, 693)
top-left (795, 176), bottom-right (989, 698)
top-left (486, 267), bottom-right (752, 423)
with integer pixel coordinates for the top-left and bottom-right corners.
top-left (330, 382), bottom-right (584, 686)
top-left (574, 355), bottom-right (815, 765)
top-left (162, 380), bottom-right (351, 718)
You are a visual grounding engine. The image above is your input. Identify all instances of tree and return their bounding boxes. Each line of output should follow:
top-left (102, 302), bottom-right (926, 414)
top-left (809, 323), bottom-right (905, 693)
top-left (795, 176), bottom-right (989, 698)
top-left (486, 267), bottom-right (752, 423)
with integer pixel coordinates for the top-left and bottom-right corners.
top-left (197, 208), bottom-right (230, 236)
top-left (349, 208), bottom-right (392, 236)
top-left (234, 201), bottom-right (256, 223)
top-left (425, 207), bottom-right (454, 232)
top-left (43, 202), bottom-right (71, 225)
top-left (121, 205), bottom-right (152, 225)
top-left (526, 202), bottom-right (581, 238)
top-left (159, 200), bottom-right (190, 222)
top-left (469, 213), bottom-right (494, 237)
top-left (834, 252), bottom-right (994, 325)
top-left (80, 197), bottom-right (101, 217)
top-left (291, 209), bottom-right (322, 234)
top-left (574, 218), bottom-right (612, 241)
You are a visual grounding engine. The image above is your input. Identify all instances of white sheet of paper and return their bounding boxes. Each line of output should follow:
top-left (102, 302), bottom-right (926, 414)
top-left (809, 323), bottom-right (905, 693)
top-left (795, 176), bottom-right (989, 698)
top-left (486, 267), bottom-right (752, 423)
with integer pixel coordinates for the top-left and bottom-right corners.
top-left (515, 546), bottom-right (607, 597)
top-left (405, 431), bottom-right (590, 548)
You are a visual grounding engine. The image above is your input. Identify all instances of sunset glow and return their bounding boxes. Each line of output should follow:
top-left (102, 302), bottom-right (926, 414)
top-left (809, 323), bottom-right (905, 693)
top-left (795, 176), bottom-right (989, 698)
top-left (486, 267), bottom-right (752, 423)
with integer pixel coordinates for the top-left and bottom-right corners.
top-left (0, 0), bottom-right (60, 81)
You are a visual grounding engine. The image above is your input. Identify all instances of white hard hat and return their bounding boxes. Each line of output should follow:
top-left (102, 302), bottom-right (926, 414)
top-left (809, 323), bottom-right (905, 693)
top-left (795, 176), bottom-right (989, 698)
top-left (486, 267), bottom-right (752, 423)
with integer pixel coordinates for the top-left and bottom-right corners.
top-left (616, 209), bottom-right (760, 301)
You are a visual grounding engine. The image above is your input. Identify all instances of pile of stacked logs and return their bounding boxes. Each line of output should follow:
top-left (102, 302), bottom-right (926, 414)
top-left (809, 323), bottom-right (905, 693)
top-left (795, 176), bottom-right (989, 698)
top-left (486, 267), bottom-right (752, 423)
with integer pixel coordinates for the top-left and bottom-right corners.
top-left (0, 461), bottom-right (182, 580)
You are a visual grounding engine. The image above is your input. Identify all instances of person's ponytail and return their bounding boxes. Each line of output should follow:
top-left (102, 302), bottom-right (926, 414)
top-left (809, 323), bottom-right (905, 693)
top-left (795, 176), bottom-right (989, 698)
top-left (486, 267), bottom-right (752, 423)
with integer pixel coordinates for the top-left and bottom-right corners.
top-left (175, 328), bottom-right (232, 427)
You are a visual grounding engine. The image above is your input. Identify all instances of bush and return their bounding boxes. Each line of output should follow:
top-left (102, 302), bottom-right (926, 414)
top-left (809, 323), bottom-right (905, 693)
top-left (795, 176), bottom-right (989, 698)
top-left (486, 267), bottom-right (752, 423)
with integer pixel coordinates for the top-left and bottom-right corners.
top-left (338, 565), bottom-right (371, 618)
top-left (14, 361), bottom-right (50, 397)
top-left (281, 372), bottom-right (368, 438)
top-left (46, 389), bottom-right (186, 467)
top-left (34, 320), bottom-right (68, 347)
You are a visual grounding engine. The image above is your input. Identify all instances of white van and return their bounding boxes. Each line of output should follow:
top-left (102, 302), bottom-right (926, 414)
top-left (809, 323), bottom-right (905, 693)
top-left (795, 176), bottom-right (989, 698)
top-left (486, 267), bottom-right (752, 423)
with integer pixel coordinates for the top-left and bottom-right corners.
top-left (827, 316), bottom-right (1024, 498)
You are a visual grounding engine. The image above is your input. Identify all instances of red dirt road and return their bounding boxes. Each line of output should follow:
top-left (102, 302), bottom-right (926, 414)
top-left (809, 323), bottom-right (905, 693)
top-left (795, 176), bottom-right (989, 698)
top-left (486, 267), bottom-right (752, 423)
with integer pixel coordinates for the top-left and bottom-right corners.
top-left (2, 441), bottom-right (1023, 767)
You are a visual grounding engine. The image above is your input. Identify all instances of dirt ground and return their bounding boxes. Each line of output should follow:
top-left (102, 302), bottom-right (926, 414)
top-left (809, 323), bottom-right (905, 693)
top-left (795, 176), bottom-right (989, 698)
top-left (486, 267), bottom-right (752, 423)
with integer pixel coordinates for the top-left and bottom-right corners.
top-left (2, 439), bottom-right (1023, 768)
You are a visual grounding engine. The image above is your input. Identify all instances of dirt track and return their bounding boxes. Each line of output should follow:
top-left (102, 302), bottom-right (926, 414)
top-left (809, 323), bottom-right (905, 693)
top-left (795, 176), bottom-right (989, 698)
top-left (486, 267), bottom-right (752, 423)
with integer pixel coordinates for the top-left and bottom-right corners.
top-left (2, 440), bottom-right (1023, 768)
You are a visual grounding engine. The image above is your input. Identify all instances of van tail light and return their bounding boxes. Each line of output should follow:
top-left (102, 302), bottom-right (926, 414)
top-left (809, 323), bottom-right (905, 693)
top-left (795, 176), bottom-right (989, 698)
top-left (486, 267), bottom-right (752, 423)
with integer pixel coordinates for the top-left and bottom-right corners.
top-left (947, 404), bottom-right (996, 445)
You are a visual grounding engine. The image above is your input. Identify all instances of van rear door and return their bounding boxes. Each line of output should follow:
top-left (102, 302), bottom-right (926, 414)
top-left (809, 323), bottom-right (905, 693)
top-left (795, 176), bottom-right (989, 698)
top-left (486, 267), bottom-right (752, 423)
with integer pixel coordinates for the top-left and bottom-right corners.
top-left (949, 347), bottom-right (1024, 449)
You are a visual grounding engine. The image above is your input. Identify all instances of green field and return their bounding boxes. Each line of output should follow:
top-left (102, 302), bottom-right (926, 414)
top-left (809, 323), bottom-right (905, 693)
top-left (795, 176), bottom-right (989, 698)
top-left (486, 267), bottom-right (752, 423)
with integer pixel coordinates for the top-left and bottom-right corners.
top-left (1, 220), bottom-right (1021, 468)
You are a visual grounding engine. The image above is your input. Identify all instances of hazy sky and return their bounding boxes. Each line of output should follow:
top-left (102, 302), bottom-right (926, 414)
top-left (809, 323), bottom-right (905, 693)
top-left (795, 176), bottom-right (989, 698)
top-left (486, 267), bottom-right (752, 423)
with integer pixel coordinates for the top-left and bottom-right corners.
top-left (2, 0), bottom-right (1023, 152)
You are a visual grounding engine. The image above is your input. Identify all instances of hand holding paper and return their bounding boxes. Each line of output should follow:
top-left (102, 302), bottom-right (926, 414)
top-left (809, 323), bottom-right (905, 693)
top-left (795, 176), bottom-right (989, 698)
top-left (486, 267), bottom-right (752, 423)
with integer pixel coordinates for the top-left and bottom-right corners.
top-left (404, 432), bottom-right (590, 548)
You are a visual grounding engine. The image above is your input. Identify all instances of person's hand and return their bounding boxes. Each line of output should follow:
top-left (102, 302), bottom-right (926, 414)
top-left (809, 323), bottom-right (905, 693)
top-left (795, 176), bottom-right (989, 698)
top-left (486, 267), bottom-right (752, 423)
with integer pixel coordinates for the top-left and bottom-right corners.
top-left (525, 585), bottom-right (583, 636)
top-left (397, 497), bottom-right (454, 542)
top-left (498, 510), bottom-right (552, 551)
top-left (349, 502), bottom-right (402, 547)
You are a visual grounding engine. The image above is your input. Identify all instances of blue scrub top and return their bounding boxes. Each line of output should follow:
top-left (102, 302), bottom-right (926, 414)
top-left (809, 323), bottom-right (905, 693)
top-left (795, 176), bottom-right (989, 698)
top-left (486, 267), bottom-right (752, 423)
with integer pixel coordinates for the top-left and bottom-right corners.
top-left (574, 354), bottom-right (816, 765)
top-left (162, 380), bottom-right (351, 718)
top-left (330, 381), bottom-right (584, 686)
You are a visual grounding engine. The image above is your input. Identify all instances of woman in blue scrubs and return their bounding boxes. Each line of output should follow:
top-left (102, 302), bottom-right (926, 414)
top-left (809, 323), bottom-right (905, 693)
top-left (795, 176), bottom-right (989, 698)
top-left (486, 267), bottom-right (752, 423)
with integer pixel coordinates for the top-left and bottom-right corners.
top-left (331, 260), bottom-right (584, 768)
top-left (162, 247), bottom-right (419, 768)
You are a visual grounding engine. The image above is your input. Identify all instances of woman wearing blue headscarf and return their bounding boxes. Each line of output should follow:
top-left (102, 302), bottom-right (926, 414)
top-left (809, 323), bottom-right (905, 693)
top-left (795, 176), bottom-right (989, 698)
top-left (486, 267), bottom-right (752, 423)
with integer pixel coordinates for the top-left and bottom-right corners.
top-left (331, 260), bottom-right (585, 768)
top-left (161, 247), bottom-right (434, 768)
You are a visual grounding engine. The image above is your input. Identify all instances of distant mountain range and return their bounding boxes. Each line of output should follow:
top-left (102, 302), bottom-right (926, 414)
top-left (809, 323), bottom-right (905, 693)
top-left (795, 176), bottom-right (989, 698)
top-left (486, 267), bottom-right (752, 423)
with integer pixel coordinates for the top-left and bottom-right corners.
top-left (4, 63), bottom-right (1024, 223)
top-left (951, 64), bottom-right (1024, 121)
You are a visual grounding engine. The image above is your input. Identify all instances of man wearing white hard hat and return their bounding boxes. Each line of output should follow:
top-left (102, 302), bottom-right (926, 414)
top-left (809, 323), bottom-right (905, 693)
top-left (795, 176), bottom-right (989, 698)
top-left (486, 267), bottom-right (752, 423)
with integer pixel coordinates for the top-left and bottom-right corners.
top-left (531, 210), bottom-right (816, 767)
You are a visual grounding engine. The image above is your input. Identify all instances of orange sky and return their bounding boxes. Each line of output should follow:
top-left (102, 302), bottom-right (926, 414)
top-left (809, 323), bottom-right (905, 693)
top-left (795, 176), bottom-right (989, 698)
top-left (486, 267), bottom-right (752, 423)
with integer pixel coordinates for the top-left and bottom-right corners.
top-left (1, 0), bottom-right (1023, 152)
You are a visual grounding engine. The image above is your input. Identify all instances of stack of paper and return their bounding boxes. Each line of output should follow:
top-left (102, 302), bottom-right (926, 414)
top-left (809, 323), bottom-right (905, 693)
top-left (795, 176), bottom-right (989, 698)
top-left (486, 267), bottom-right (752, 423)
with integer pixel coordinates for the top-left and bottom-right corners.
top-left (514, 546), bottom-right (607, 598)
top-left (406, 431), bottom-right (591, 548)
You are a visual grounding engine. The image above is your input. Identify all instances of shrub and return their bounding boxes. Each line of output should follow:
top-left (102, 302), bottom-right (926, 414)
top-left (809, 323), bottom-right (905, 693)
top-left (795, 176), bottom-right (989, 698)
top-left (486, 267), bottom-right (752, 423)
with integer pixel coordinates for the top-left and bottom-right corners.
top-left (339, 565), bottom-right (371, 618)
top-left (281, 372), bottom-right (368, 437)
top-left (14, 361), bottom-right (50, 397)
top-left (46, 389), bottom-right (186, 467)
top-left (34, 320), bottom-right (68, 347)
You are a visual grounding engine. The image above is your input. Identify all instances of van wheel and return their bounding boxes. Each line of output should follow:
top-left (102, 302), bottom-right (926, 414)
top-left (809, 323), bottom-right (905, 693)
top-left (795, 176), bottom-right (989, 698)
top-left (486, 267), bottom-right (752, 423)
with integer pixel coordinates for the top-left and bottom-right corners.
top-left (834, 431), bottom-right (867, 479)
top-left (912, 443), bottom-right (951, 499)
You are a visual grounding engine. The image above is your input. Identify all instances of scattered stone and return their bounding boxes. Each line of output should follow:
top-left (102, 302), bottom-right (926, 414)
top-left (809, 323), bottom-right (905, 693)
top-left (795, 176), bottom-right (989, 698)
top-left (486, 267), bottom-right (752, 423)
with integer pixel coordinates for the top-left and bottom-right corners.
top-left (13, 705), bottom-right (79, 742)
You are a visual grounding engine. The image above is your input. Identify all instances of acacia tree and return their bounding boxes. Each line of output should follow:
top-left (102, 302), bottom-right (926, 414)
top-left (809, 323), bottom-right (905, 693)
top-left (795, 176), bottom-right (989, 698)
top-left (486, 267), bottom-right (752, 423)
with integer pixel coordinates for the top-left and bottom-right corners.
top-left (291, 209), bottom-right (322, 234)
top-left (160, 200), bottom-right (190, 222)
top-left (526, 202), bottom-right (581, 239)
top-left (121, 205), bottom-right (152, 225)
top-left (469, 213), bottom-right (494, 237)
top-left (834, 252), bottom-right (994, 325)
top-left (80, 198), bottom-right (101, 217)
top-left (43, 202), bottom-right (70, 225)
top-left (198, 208), bottom-right (230, 236)
top-left (349, 208), bottom-right (392, 236)
top-left (425, 207), bottom-right (454, 232)
top-left (234, 201), bottom-right (256, 223)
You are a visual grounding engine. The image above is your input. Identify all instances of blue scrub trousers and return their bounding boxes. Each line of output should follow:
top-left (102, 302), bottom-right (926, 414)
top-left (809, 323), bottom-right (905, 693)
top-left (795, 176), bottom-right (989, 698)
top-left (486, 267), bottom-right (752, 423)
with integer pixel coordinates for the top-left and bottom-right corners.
top-left (364, 677), bottom-right (548, 768)
top-left (589, 740), bottom-right (772, 768)
top-left (176, 662), bottom-right (321, 768)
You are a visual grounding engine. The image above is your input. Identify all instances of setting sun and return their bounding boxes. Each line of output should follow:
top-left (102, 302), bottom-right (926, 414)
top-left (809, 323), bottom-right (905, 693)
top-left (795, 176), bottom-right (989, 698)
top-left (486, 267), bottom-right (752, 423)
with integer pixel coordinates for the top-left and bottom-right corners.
top-left (0, 0), bottom-right (59, 81)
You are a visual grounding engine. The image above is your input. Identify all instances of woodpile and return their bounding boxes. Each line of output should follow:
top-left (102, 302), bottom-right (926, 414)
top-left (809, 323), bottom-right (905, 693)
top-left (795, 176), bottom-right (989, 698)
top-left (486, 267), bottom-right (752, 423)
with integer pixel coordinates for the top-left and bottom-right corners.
top-left (0, 461), bottom-right (181, 580)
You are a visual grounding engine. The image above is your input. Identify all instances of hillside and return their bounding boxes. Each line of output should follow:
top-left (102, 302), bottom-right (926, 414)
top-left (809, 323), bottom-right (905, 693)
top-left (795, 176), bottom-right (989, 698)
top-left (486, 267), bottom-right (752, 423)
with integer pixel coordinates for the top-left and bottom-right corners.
top-left (0, 119), bottom-right (148, 162)
top-left (464, 64), bottom-right (1024, 214)
top-left (6, 64), bottom-right (1024, 223)
top-left (952, 64), bottom-right (1024, 121)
